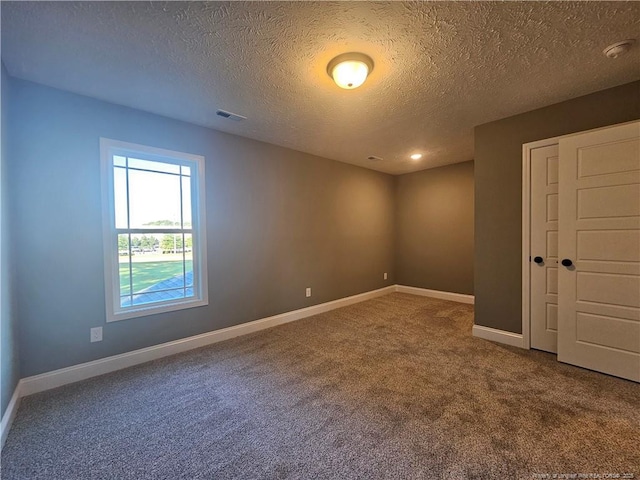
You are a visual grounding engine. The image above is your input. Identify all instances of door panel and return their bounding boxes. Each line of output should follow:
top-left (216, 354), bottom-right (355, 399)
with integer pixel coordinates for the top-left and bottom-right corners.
top-left (558, 121), bottom-right (640, 382)
top-left (546, 268), bottom-right (558, 294)
top-left (578, 184), bottom-right (640, 218)
top-left (577, 138), bottom-right (639, 177)
top-left (576, 313), bottom-right (640, 354)
top-left (547, 194), bottom-right (559, 221)
top-left (547, 156), bottom-right (559, 184)
top-left (577, 230), bottom-right (639, 262)
top-left (530, 144), bottom-right (559, 353)
top-left (576, 272), bottom-right (640, 308)
top-left (546, 304), bottom-right (558, 330)
top-left (547, 231), bottom-right (558, 257)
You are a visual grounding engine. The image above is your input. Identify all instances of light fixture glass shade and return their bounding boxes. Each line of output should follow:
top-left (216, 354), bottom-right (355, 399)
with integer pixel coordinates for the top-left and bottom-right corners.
top-left (332, 61), bottom-right (369, 89)
top-left (327, 53), bottom-right (374, 90)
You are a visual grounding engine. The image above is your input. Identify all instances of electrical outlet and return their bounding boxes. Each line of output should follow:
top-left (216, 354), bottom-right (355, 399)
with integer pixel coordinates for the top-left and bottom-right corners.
top-left (384, 272), bottom-right (388, 280)
top-left (306, 287), bottom-right (312, 298)
top-left (90, 327), bottom-right (103, 343)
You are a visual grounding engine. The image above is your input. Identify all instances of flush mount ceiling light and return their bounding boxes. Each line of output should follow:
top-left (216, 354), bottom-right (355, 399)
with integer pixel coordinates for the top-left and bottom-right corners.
top-left (327, 52), bottom-right (374, 89)
top-left (410, 153), bottom-right (423, 160)
top-left (603, 40), bottom-right (636, 58)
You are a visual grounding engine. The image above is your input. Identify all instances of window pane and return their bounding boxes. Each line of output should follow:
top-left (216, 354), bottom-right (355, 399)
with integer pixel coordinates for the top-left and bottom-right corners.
top-left (160, 234), bottom-right (182, 254)
top-left (126, 288), bottom-right (187, 307)
top-left (113, 155), bottom-right (127, 167)
top-left (118, 233), bottom-right (194, 305)
top-left (118, 234), bottom-right (132, 296)
top-left (131, 259), bottom-right (185, 294)
top-left (181, 165), bottom-right (191, 176)
top-left (114, 167), bottom-right (128, 228)
top-left (128, 157), bottom-right (180, 175)
top-left (182, 176), bottom-right (192, 227)
top-left (184, 233), bottom-right (193, 287)
top-left (128, 169), bottom-right (181, 228)
top-left (129, 233), bottom-right (160, 254)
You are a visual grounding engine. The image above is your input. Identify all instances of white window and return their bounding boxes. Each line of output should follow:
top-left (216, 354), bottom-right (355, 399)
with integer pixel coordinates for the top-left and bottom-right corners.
top-left (101, 138), bottom-right (208, 322)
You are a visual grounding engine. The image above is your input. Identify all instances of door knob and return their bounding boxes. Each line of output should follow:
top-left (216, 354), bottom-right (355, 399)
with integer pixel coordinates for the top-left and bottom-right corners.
top-left (533, 256), bottom-right (543, 264)
top-left (561, 259), bottom-right (573, 267)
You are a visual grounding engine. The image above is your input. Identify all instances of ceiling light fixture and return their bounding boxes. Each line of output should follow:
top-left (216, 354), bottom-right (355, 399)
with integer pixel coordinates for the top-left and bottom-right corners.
top-left (327, 52), bottom-right (374, 89)
top-left (410, 153), bottom-right (422, 160)
top-left (603, 40), bottom-right (636, 59)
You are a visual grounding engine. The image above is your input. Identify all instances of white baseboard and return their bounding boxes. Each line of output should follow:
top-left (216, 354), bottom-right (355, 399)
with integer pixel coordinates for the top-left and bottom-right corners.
top-left (10, 284), bottom-right (474, 442)
top-left (20, 285), bottom-right (396, 397)
top-left (1, 381), bottom-right (22, 449)
top-left (396, 285), bottom-right (474, 304)
top-left (472, 324), bottom-right (524, 348)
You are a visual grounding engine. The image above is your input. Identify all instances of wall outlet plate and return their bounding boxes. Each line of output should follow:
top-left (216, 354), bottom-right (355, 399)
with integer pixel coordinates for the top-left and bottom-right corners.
top-left (90, 327), bottom-right (103, 343)
top-left (305, 287), bottom-right (311, 298)
top-left (384, 272), bottom-right (388, 280)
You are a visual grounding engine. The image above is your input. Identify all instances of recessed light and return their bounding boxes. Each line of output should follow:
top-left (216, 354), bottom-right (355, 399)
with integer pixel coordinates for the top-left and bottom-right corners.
top-left (410, 153), bottom-right (422, 160)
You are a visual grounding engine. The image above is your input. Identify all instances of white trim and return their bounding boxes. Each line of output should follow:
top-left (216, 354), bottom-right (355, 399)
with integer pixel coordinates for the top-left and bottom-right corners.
top-left (472, 325), bottom-right (525, 348)
top-left (20, 286), bottom-right (396, 397)
top-left (395, 285), bottom-right (474, 304)
top-left (1, 381), bottom-right (21, 449)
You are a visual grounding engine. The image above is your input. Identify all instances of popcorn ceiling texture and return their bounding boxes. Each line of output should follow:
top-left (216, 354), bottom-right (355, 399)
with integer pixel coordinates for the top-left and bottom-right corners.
top-left (2, 1), bottom-right (639, 174)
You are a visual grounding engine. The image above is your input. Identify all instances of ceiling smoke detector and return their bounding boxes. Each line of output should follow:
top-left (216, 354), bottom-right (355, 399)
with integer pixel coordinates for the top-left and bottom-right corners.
top-left (603, 40), bottom-right (635, 59)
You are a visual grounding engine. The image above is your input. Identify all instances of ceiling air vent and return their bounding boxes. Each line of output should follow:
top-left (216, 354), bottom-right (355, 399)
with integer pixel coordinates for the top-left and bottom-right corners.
top-left (215, 109), bottom-right (246, 121)
top-left (367, 155), bottom-right (383, 162)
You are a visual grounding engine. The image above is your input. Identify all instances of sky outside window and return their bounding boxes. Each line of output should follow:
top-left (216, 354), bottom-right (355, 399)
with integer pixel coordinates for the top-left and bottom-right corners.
top-left (113, 158), bottom-right (193, 228)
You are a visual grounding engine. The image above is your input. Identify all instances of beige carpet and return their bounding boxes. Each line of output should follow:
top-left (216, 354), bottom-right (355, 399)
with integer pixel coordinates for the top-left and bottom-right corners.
top-left (2, 293), bottom-right (639, 479)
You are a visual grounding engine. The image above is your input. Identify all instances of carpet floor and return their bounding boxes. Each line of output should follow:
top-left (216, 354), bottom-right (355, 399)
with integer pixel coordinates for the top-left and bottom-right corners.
top-left (2, 293), bottom-right (639, 479)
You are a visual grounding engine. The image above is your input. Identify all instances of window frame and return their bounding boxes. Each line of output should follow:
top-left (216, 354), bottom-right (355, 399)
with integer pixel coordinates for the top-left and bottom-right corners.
top-left (100, 138), bottom-right (208, 322)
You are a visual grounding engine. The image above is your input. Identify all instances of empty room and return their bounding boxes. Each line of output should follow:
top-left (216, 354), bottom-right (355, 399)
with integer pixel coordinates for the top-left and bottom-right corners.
top-left (0, 1), bottom-right (639, 479)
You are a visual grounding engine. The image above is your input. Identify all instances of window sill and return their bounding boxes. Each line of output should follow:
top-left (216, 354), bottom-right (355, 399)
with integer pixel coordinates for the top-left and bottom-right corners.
top-left (106, 298), bottom-right (209, 323)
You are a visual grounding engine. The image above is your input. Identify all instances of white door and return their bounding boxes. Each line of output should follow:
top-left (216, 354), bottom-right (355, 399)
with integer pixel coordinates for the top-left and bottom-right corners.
top-left (530, 144), bottom-right (559, 353)
top-left (557, 121), bottom-right (640, 382)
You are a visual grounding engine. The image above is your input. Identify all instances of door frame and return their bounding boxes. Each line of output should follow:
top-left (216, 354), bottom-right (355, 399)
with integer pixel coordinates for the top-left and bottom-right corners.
top-left (522, 136), bottom-right (560, 350)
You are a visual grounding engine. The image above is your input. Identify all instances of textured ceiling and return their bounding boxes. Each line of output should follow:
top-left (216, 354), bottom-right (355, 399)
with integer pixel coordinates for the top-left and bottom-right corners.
top-left (2, 1), bottom-right (639, 174)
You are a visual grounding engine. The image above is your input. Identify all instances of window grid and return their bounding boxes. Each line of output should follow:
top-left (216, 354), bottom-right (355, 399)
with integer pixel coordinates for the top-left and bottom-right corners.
top-left (116, 156), bottom-right (193, 307)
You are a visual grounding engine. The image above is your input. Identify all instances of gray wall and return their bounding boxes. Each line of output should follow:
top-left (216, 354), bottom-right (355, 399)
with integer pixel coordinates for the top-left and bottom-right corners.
top-left (1, 64), bottom-right (19, 416)
top-left (10, 78), bottom-right (396, 377)
top-left (474, 80), bottom-right (640, 334)
top-left (395, 161), bottom-right (474, 294)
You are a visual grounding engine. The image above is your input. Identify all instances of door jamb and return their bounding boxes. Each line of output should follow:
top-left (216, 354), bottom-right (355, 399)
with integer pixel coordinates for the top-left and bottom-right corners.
top-left (521, 137), bottom-right (560, 350)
